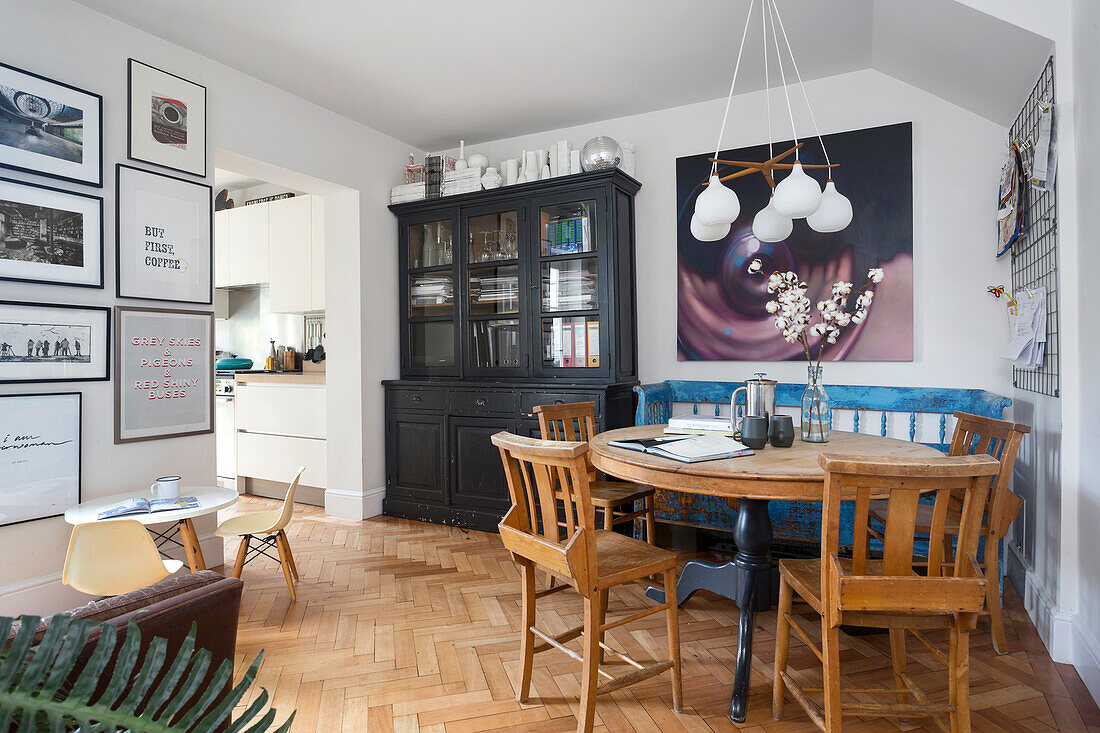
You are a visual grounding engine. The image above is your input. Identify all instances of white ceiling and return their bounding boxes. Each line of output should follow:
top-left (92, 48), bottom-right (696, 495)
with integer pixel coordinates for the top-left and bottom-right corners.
top-left (74, 0), bottom-right (1052, 149)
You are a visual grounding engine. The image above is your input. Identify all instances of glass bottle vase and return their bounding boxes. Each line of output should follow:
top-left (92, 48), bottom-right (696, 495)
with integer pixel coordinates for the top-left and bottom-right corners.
top-left (801, 365), bottom-right (831, 443)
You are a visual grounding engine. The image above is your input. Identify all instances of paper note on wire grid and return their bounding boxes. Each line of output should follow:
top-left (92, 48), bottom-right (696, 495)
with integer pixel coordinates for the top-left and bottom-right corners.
top-left (998, 287), bottom-right (1046, 369)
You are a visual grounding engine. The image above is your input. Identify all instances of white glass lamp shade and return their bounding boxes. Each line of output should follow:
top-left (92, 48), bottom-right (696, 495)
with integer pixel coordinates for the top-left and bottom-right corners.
top-left (806, 180), bottom-right (853, 233)
top-left (752, 198), bottom-right (794, 242)
top-left (772, 162), bottom-right (823, 218)
top-left (694, 175), bottom-right (741, 226)
top-left (690, 212), bottom-right (731, 242)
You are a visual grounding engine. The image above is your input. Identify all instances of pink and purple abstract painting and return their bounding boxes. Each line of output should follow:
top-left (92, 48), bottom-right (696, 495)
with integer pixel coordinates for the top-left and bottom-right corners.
top-left (677, 122), bottom-right (914, 362)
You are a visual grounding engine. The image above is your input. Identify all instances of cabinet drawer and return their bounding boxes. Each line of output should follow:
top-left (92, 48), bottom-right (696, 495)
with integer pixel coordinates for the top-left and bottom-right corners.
top-left (389, 388), bottom-right (445, 411)
top-left (448, 390), bottom-right (517, 414)
top-left (237, 432), bottom-right (326, 488)
top-left (519, 392), bottom-right (601, 418)
top-left (236, 383), bottom-right (326, 438)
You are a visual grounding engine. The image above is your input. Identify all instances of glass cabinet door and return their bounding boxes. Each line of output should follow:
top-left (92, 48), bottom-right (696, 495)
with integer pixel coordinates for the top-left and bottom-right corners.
top-left (534, 196), bottom-right (606, 375)
top-left (405, 215), bottom-right (457, 372)
top-left (465, 208), bottom-right (525, 374)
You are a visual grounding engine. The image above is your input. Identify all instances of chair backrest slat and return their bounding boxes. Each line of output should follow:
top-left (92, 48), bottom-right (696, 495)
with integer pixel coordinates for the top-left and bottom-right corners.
top-left (947, 412), bottom-right (1031, 541)
top-left (535, 402), bottom-right (598, 476)
top-left (493, 431), bottom-right (597, 595)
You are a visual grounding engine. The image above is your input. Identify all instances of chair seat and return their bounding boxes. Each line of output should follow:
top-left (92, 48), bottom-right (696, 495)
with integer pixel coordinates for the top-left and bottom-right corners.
top-left (778, 557), bottom-right (961, 629)
top-left (215, 509), bottom-right (282, 538)
top-left (595, 530), bottom-right (676, 589)
top-left (589, 480), bottom-right (654, 508)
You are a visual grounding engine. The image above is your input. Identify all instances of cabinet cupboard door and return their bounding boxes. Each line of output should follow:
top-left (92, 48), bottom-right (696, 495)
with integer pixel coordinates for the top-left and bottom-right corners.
top-left (449, 416), bottom-right (515, 515)
top-left (228, 204), bottom-right (269, 286)
top-left (310, 196), bottom-right (325, 310)
top-left (386, 412), bottom-right (446, 503)
top-left (269, 196), bottom-right (312, 313)
top-left (214, 210), bottom-right (229, 288)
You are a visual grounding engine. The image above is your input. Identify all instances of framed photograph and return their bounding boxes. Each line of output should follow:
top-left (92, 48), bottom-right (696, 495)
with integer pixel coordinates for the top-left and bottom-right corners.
top-left (128, 59), bottom-right (206, 178)
top-left (0, 175), bottom-right (103, 288)
top-left (115, 306), bottom-right (213, 443)
top-left (0, 61), bottom-right (102, 187)
top-left (116, 163), bottom-right (212, 304)
top-left (0, 300), bottom-right (109, 384)
top-left (0, 392), bottom-right (81, 527)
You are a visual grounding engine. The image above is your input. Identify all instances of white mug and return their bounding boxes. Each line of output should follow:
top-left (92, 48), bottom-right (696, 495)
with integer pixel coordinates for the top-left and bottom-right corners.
top-left (151, 475), bottom-right (181, 499)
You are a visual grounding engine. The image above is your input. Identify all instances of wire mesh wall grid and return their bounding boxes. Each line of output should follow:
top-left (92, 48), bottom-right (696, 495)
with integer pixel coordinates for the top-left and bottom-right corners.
top-left (1010, 55), bottom-right (1060, 398)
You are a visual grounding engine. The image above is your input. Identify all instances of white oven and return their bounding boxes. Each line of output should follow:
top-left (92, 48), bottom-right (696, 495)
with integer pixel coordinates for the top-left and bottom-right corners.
top-left (215, 374), bottom-right (236, 488)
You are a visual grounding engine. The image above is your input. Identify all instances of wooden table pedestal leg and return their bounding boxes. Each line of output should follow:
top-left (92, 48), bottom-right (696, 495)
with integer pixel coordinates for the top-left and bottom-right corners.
top-left (178, 519), bottom-right (207, 572)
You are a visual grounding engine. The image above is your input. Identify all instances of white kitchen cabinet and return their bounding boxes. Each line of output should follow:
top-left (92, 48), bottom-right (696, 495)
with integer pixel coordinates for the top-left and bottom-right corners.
top-left (227, 203), bottom-right (269, 286)
top-left (237, 432), bottom-right (327, 488)
top-left (214, 210), bottom-right (230, 288)
top-left (310, 196), bottom-right (325, 311)
top-left (269, 196), bottom-right (313, 313)
top-left (235, 383), bottom-right (325, 439)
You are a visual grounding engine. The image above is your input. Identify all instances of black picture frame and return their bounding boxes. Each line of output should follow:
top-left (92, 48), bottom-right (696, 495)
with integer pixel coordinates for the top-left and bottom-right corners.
top-left (127, 59), bottom-right (207, 178)
top-left (0, 174), bottom-right (104, 289)
top-left (0, 61), bottom-right (103, 188)
top-left (0, 300), bottom-right (110, 384)
top-left (0, 391), bottom-right (81, 528)
top-left (115, 163), bottom-right (213, 305)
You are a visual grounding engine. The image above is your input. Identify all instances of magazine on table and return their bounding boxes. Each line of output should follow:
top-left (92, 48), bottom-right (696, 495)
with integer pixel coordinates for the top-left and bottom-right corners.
top-left (608, 433), bottom-right (753, 463)
top-left (97, 496), bottom-right (199, 520)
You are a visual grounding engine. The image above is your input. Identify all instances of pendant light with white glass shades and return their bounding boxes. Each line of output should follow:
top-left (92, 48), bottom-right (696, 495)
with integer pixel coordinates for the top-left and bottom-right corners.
top-left (752, 196), bottom-right (793, 242)
top-left (807, 180), bottom-right (853, 232)
top-left (690, 0), bottom-right (853, 242)
top-left (691, 212), bottom-right (732, 242)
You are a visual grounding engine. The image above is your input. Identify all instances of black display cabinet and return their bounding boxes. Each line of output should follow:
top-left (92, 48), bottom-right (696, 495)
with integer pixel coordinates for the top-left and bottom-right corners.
top-left (383, 168), bottom-right (641, 531)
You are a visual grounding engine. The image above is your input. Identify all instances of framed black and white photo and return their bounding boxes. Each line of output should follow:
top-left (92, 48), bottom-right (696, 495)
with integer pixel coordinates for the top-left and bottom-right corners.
top-left (128, 59), bottom-right (206, 177)
top-left (0, 175), bottom-right (103, 288)
top-left (0, 61), bottom-right (102, 187)
top-left (116, 163), bottom-right (212, 304)
top-left (0, 392), bottom-right (81, 527)
top-left (0, 301), bottom-right (109, 384)
top-left (115, 306), bottom-right (213, 444)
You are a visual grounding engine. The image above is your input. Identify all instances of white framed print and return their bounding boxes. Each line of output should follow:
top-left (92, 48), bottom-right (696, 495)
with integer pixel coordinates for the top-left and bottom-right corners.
top-left (0, 392), bottom-right (81, 527)
top-left (0, 300), bottom-right (109, 384)
top-left (0, 61), bottom-right (103, 187)
top-left (128, 59), bottom-right (207, 177)
top-left (0, 175), bottom-right (103, 288)
top-left (116, 163), bottom-right (212, 304)
top-left (114, 306), bottom-right (213, 444)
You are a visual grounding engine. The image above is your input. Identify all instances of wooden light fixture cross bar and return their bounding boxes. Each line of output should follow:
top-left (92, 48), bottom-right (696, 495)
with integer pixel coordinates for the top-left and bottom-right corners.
top-left (704, 141), bottom-right (839, 189)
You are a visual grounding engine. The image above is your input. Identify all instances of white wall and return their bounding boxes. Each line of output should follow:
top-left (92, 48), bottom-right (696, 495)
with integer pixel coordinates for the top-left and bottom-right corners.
top-left (455, 70), bottom-right (1012, 393)
top-left (1070, 0), bottom-right (1100, 701)
top-left (0, 0), bottom-right (411, 615)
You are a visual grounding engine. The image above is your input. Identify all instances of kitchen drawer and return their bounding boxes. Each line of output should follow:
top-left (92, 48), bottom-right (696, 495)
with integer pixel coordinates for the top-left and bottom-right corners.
top-left (448, 390), bottom-right (517, 414)
top-left (389, 388), bottom-right (446, 411)
top-left (236, 383), bottom-right (326, 439)
top-left (237, 432), bottom-right (326, 488)
top-left (519, 392), bottom-right (601, 418)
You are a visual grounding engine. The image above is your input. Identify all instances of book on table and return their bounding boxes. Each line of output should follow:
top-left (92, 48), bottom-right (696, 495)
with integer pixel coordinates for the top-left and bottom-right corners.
top-left (666, 414), bottom-right (735, 436)
top-left (608, 433), bottom-right (753, 463)
top-left (97, 496), bottom-right (199, 520)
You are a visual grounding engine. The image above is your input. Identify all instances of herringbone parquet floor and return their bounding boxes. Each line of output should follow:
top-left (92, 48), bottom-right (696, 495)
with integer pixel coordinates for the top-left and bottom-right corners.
top-left (220, 497), bottom-right (1100, 732)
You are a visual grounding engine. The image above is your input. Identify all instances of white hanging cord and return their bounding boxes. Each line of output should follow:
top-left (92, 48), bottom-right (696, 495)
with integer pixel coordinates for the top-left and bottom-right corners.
top-left (711, 0), bottom-right (757, 173)
top-left (762, 0), bottom-right (773, 163)
top-left (771, 0), bottom-right (831, 171)
top-left (766, 0), bottom-right (800, 159)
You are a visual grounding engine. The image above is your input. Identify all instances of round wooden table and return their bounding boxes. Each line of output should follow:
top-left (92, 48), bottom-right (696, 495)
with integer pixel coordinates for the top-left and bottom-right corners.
top-left (590, 426), bottom-right (942, 723)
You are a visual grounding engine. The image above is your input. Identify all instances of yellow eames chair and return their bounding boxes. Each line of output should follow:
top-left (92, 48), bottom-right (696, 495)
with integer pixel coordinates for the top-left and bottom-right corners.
top-left (63, 520), bottom-right (185, 597)
top-left (215, 466), bottom-right (305, 600)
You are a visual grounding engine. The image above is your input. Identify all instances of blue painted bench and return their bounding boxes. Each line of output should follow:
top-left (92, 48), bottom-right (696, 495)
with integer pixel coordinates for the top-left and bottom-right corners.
top-left (633, 380), bottom-right (1012, 549)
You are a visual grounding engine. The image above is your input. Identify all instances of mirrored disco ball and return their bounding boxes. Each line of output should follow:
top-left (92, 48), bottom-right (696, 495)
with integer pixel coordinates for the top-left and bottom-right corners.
top-left (580, 136), bottom-right (622, 171)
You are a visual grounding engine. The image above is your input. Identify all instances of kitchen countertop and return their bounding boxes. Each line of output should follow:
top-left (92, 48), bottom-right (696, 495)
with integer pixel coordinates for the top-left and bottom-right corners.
top-left (235, 372), bottom-right (326, 385)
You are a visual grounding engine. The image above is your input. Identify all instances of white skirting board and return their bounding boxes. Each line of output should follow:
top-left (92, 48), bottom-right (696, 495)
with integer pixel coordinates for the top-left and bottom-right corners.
top-left (325, 486), bottom-right (385, 520)
top-left (0, 533), bottom-right (224, 618)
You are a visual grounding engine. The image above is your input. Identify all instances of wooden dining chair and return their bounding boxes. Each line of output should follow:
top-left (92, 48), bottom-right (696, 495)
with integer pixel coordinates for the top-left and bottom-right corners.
top-left (63, 520), bottom-right (185, 597)
top-left (534, 401), bottom-right (657, 544)
top-left (866, 411), bottom-right (1030, 653)
top-left (492, 431), bottom-right (681, 733)
top-left (773, 452), bottom-right (1000, 732)
top-left (215, 466), bottom-right (305, 600)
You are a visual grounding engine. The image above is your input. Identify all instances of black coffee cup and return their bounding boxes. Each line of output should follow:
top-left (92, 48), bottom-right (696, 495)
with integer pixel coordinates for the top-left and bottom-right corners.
top-left (736, 415), bottom-right (769, 450)
top-left (769, 415), bottom-right (795, 447)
